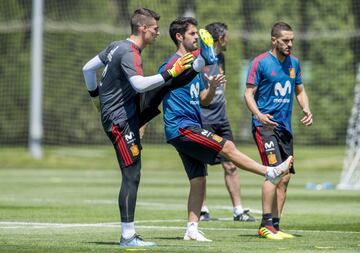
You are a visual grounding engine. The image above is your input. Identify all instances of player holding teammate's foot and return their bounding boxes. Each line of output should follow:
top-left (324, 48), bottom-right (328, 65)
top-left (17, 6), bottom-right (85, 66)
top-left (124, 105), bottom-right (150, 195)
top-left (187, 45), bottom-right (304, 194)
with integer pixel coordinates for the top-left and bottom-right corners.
top-left (82, 8), bottom-right (196, 248)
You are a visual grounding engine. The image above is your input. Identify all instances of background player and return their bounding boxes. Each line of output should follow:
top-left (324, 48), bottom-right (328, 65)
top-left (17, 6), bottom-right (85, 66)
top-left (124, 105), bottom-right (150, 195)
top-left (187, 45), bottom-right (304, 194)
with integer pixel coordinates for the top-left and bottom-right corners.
top-left (82, 8), bottom-right (194, 247)
top-left (244, 21), bottom-right (312, 240)
top-left (199, 22), bottom-right (255, 222)
top-left (159, 17), bottom-right (293, 242)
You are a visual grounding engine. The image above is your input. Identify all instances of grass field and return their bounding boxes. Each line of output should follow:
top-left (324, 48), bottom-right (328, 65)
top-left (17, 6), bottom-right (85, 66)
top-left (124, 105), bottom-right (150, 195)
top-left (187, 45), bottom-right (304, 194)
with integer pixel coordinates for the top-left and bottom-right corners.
top-left (0, 145), bottom-right (359, 253)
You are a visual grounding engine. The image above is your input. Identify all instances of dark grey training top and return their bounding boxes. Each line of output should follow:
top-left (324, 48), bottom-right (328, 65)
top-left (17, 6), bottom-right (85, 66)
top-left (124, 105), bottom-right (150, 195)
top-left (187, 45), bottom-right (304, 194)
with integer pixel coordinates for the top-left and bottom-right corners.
top-left (200, 53), bottom-right (228, 124)
top-left (98, 40), bottom-right (143, 132)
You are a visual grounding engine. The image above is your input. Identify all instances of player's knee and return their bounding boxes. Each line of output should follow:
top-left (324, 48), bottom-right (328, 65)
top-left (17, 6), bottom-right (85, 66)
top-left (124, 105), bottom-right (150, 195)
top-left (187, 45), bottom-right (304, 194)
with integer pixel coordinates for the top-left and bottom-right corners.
top-left (190, 176), bottom-right (206, 187)
top-left (221, 140), bottom-right (236, 156)
top-left (278, 174), bottom-right (291, 189)
top-left (124, 173), bottom-right (140, 188)
top-left (223, 162), bottom-right (237, 176)
top-left (122, 163), bottom-right (141, 186)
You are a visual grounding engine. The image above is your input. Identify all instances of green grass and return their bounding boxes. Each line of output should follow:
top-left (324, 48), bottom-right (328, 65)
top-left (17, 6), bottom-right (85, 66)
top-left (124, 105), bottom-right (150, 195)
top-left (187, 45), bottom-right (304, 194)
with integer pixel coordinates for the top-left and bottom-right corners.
top-left (1, 145), bottom-right (360, 253)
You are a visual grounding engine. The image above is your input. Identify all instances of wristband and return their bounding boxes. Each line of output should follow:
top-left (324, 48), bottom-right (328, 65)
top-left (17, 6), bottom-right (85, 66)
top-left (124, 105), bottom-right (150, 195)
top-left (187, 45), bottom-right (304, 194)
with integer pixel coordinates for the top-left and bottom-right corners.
top-left (88, 86), bottom-right (99, 97)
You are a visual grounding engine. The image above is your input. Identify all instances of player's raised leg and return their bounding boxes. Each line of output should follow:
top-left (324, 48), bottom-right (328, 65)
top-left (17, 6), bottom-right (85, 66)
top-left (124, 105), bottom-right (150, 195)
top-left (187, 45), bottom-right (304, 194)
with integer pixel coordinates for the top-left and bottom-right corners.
top-left (199, 28), bottom-right (217, 65)
top-left (219, 140), bottom-right (293, 182)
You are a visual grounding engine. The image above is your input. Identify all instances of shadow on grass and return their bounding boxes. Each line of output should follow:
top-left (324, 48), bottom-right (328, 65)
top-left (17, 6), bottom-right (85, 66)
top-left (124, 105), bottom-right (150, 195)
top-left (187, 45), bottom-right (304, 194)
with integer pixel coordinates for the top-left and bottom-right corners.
top-left (153, 236), bottom-right (184, 240)
top-left (88, 241), bottom-right (119, 246)
top-left (236, 233), bottom-right (303, 239)
top-left (87, 239), bottom-right (209, 249)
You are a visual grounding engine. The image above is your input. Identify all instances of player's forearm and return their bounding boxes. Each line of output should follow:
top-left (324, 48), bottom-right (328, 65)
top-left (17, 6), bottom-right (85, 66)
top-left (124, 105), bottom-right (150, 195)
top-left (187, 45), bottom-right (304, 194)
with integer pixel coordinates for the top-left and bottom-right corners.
top-left (244, 89), bottom-right (262, 117)
top-left (129, 74), bottom-right (165, 92)
top-left (200, 86), bottom-right (217, 106)
top-left (296, 88), bottom-right (310, 111)
top-left (82, 55), bottom-right (104, 91)
top-left (129, 69), bottom-right (198, 93)
top-left (131, 54), bottom-right (202, 93)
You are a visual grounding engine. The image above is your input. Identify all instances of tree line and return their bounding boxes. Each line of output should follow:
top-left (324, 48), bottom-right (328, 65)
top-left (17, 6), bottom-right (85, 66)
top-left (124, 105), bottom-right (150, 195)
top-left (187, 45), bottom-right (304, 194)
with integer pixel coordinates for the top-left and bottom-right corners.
top-left (0, 0), bottom-right (356, 145)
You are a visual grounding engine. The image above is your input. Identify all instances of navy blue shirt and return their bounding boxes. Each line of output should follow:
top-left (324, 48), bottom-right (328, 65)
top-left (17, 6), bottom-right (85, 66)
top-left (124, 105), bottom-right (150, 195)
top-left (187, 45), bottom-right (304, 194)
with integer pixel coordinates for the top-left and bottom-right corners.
top-left (200, 53), bottom-right (227, 124)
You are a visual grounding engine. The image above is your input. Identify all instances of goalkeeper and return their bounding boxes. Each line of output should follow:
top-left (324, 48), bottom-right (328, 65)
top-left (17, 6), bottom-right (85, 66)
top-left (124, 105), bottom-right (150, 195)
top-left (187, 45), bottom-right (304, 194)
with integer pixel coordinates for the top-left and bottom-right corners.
top-left (82, 8), bottom-right (204, 248)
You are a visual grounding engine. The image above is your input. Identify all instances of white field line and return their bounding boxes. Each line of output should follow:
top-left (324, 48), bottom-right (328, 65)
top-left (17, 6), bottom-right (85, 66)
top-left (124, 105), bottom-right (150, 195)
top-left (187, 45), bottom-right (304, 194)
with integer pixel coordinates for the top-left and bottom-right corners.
top-left (0, 197), bottom-right (262, 214)
top-left (0, 221), bottom-right (359, 234)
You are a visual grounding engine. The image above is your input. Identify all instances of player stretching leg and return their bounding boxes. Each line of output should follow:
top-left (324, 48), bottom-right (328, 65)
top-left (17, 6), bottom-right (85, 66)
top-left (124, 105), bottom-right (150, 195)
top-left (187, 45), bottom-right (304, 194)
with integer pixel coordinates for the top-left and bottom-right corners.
top-left (82, 8), bottom-right (196, 247)
top-left (158, 17), bottom-right (293, 241)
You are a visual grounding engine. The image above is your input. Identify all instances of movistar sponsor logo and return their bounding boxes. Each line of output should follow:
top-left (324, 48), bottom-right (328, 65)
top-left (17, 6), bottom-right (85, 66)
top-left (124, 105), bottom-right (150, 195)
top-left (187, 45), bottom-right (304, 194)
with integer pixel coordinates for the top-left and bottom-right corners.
top-left (124, 131), bottom-right (135, 143)
top-left (264, 141), bottom-right (275, 151)
top-left (273, 80), bottom-right (291, 103)
top-left (190, 82), bottom-right (200, 105)
top-left (273, 98), bottom-right (290, 103)
top-left (274, 81), bottom-right (291, 96)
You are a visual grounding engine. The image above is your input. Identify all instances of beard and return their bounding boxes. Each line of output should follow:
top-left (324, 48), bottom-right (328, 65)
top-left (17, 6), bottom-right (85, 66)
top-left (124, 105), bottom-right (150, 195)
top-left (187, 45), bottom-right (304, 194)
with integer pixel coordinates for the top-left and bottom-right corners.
top-left (278, 47), bottom-right (291, 56)
top-left (184, 41), bottom-right (198, 52)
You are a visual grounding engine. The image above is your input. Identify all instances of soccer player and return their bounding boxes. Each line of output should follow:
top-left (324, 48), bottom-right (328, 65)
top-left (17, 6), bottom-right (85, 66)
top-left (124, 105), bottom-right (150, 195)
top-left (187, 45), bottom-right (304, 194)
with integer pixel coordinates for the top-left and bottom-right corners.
top-left (159, 17), bottom-right (293, 242)
top-left (82, 8), bottom-right (196, 247)
top-left (244, 22), bottom-right (313, 240)
top-left (199, 22), bottom-right (255, 222)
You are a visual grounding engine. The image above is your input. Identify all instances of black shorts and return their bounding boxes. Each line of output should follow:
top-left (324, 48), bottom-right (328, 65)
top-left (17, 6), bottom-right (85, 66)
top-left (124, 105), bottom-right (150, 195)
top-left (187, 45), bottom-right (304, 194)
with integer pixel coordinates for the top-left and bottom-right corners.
top-left (168, 126), bottom-right (227, 180)
top-left (105, 116), bottom-right (142, 169)
top-left (252, 126), bottom-right (295, 174)
top-left (203, 120), bottom-right (234, 165)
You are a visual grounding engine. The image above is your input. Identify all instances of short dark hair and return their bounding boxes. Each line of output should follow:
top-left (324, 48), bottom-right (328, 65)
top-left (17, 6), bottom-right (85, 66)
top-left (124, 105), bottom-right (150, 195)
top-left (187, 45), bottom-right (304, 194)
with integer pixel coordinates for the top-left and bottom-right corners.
top-left (271, 22), bottom-right (293, 38)
top-left (205, 22), bottom-right (228, 42)
top-left (130, 8), bottom-right (160, 35)
top-left (169, 17), bottom-right (198, 46)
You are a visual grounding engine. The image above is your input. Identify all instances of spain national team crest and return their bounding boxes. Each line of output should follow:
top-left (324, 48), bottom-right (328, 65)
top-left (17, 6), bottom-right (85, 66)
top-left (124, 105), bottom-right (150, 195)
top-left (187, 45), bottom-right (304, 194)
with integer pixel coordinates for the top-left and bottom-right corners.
top-left (289, 68), bottom-right (295, 78)
top-left (130, 144), bottom-right (139, 156)
top-left (267, 152), bottom-right (277, 165)
top-left (212, 134), bottom-right (223, 143)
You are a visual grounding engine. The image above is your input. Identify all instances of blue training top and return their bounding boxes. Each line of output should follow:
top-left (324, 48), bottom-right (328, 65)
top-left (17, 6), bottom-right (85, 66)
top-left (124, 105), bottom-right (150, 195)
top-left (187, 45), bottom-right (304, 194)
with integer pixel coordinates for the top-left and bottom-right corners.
top-left (160, 53), bottom-right (205, 141)
top-left (246, 51), bottom-right (303, 133)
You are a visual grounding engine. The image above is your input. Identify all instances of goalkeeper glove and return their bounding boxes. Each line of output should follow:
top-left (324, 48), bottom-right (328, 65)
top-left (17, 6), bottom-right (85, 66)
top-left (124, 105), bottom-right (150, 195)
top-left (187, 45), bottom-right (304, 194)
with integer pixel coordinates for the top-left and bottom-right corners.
top-left (88, 87), bottom-right (100, 112)
top-left (167, 53), bottom-right (194, 78)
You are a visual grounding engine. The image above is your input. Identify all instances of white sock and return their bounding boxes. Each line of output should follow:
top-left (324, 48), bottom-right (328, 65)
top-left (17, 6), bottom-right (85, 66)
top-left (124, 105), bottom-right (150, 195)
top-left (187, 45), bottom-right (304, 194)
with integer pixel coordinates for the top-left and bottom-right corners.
top-left (234, 205), bottom-right (244, 216)
top-left (201, 205), bottom-right (209, 213)
top-left (193, 55), bottom-right (205, 72)
top-left (187, 222), bottom-right (198, 234)
top-left (121, 222), bottom-right (136, 239)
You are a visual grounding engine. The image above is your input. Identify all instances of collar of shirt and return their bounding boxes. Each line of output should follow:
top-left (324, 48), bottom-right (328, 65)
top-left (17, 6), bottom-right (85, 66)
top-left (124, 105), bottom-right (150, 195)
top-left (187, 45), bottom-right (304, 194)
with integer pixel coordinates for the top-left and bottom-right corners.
top-left (126, 38), bottom-right (142, 52)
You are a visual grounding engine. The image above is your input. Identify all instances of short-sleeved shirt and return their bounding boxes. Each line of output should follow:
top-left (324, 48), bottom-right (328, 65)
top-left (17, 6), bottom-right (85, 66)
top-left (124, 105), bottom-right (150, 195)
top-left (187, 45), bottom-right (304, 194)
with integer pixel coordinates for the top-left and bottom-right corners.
top-left (160, 53), bottom-right (205, 141)
top-left (246, 51), bottom-right (302, 133)
top-left (98, 39), bottom-right (143, 132)
top-left (200, 53), bottom-right (227, 124)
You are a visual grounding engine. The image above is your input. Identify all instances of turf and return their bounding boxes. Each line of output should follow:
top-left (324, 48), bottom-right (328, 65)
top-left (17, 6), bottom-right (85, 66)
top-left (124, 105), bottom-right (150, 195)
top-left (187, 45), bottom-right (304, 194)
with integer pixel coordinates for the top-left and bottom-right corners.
top-left (0, 145), bottom-right (359, 253)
